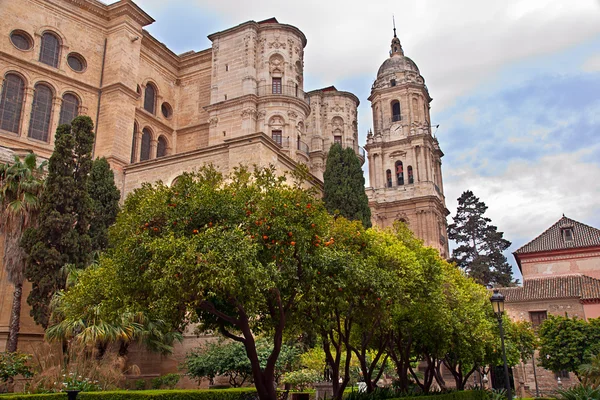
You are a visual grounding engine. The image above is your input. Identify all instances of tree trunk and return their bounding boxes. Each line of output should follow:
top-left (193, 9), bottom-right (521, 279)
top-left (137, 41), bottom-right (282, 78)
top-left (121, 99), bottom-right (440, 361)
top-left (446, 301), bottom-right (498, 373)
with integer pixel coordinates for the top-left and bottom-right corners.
top-left (433, 359), bottom-right (446, 390)
top-left (6, 283), bottom-right (22, 353)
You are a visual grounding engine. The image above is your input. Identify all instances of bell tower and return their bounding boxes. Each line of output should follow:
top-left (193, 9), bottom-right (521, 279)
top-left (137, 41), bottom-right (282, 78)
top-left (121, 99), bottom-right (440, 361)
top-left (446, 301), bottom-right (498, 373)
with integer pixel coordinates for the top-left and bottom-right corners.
top-left (365, 29), bottom-right (449, 257)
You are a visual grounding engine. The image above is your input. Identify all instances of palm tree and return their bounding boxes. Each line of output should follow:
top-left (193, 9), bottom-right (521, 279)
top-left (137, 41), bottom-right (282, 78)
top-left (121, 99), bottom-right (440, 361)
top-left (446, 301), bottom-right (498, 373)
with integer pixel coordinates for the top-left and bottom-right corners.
top-left (0, 153), bottom-right (46, 352)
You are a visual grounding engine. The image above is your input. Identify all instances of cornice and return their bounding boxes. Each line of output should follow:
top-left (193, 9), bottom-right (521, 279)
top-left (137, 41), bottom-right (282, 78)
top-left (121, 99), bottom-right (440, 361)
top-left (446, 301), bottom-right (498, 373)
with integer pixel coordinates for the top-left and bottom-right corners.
top-left (124, 132), bottom-right (322, 191)
top-left (179, 49), bottom-right (213, 71)
top-left (364, 133), bottom-right (436, 151)
top-left (307, 89), bottom-right (360, 107)
top-left (208, 20), bottom-right (307, 48)
top-left (516, 245), bottom-right (600, 262)
top-left (33, 0), bottom-right (108, 30)
top-left (368, 193), bottom-right (446, 210)
top-left (368, 83), bottom-right (430, 102)
top-left (140, 31), bottom-right (181, 72)
top-left (102, 82), bottom-right (138, 101)
top-left (204, 94), bottom-right (258, 113)
top-left (134, 108), bottom-right (175, 133)
top-left (0, 51), bottom-right (100, 93)
top-left (106, 0), bottom-right (154, 27)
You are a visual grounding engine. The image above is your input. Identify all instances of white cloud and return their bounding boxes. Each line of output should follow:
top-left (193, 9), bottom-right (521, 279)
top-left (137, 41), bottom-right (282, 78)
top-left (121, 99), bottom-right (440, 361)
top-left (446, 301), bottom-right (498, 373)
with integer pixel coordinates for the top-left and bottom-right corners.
top-left (135, 0), bottom-right (600, 111)
top-left (444, 145), bottom-right (600, 245)
top-left (583, 54), bottom-right (600, 72)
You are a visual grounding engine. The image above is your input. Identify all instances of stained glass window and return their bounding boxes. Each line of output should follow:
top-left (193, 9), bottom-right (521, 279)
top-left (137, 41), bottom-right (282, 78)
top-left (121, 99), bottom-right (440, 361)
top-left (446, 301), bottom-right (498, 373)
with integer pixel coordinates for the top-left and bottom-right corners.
top-left (0, 74), bottom-right (25, 133)
top-left (157, 136), bottom-right (167, 158)
top-left (59, 93), bottom-right (79, 125)
top-left (140, 128), bottom-right (151, 161)
top-left (40, 32), bottom-right (60, 67)
top-left (28, 83), bottom-right (53, 141)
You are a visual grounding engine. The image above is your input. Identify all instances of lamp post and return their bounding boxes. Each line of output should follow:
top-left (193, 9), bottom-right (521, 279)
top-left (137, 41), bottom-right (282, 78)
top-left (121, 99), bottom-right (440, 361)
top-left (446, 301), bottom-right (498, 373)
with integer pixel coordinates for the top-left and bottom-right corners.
top-left (490, 289), bottom-right (512, 400)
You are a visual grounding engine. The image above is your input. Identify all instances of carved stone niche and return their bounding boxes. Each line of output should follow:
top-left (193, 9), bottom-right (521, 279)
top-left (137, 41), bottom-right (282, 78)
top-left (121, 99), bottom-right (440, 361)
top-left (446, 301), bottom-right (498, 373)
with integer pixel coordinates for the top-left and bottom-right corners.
top-left (269, 54), bottom-right (285, 75)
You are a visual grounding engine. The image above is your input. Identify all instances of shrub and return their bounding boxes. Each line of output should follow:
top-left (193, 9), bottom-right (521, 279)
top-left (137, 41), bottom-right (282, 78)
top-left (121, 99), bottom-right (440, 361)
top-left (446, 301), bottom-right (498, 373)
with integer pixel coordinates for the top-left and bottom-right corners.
top-left (555, 384), bottom-right (600, 400)
top-left (344, 389), bottom-right (489, 400)
top-left (0, 352), bottom-right (34, 383)
top-left (150, 375), bottom-right (180, 390)
top-left (281, 370), bottom-right (320, 392)
top-left (0, 388), bottom-right (257, 400)
top-left (134, 381), bottom-right (146, 391)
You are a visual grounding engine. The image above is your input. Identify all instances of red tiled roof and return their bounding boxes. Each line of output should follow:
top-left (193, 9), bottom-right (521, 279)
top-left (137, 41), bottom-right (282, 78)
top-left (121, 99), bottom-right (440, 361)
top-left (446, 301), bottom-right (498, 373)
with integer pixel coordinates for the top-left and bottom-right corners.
top-left (514, 216), bottom-right (600, 255)
top-left (498, 275), bottom-right (600, 302)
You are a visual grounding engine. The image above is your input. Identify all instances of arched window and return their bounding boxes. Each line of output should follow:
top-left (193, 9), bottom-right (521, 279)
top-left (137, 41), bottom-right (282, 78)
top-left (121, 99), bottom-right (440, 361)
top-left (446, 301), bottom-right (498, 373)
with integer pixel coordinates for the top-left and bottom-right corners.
top-left (0, 73), bottom-right (25, 134)
top-left (391, 100), bottom-right (401, 122)
top-left (59, 93), bottom-right (79, 125)
top-left (144, 83), bottom-right (156, 114)
top-left (130, 122), bottom-right (138, 163)
top-left (39, 32), bottom-right (61, 68)
top-left (28, 83), bottom-right (53, 142)
top-left (408, 165), bottom-right (414, 184)
top-left (140, 128), bottom-right (151, 161)
top-left (395, 161), bottom-right (404, 185)
top-left (157, 136), bottom-right (167, 158)
top-left (386, 169), bottom-right (392, 188)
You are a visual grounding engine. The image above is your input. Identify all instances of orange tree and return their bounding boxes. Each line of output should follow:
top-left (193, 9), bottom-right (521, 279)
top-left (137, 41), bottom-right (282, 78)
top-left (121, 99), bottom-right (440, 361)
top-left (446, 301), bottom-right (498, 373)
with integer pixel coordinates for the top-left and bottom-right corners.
top-left (60, 166), bottom-right (331, 400)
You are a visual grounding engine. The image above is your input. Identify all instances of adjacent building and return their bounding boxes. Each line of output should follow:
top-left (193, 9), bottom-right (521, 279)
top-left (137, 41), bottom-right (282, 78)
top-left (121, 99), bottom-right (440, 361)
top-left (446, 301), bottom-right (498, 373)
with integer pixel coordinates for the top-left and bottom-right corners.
top-left (498, 216), bottom-right (600, 396)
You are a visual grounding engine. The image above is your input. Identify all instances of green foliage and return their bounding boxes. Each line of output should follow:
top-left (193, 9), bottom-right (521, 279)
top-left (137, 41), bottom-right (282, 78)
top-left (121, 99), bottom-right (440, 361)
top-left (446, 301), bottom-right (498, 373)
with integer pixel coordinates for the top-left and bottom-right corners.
top-left (185, 339), bottom-right (300, 387)
top-left (150, 374), bottom-right (179, 390)
top-left (323, 143), bottom-right (371, 228)
top-left (447, 190), bottom-right (513, 287)
top-left (343, 388), bottom-right (489, 400)
top-left (0, 153), bottom-right (46, 352)
top-left (87, 157), bottom-right (120, 252)
top-left (0, 352), bottom-right (33, 382)
top-left (0, 389), bottom-right (258, 400)
top-left (554, 384), bottom-right (600, 400)
top-left (59, 372), bottom-right (101, 391)
top-left (538, 316), bottom-right (600, 377)
top-left (579, 353), bottom-right (600, 388)
top-left (62, 165), bottom-right (332, 400)
top-left (134, 380), bottom-right (146, 391)
top-left (281, 369), bottom-right (320, 391)
top-left (22, 116), bottom-right (95, 328)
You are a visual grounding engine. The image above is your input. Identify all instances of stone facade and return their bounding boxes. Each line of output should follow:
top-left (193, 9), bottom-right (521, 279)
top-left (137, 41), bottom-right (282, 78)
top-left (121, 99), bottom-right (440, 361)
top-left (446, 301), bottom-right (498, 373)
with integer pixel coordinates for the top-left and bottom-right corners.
top-left (0, 0), bottom-right (448, 384)
top-left (365, 32), bottom-right (449, 257)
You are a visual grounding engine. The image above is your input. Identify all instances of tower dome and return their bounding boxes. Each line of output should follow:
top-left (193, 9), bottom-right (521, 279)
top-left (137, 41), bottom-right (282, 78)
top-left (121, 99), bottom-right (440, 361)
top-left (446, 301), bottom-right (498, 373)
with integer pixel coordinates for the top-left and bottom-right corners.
top-left (376, 29), bottom-right (419, 78)
top-left (377, 55), bottom-right (419, 77)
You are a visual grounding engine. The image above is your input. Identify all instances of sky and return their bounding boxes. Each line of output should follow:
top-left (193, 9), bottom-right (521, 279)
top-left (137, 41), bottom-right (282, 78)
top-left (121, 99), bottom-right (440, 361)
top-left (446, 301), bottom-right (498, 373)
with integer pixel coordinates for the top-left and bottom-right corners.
top-left (118, 0), bottom-right (600, 282)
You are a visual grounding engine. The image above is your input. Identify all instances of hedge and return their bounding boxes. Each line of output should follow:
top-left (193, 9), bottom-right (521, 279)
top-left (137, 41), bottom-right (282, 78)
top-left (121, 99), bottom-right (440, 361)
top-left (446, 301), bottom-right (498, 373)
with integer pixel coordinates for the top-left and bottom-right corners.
top-left (0, 389), bottom-right (257, 400)
top-left (389, 391), bottom-right (489, 400)
top-left (0, 389), bottom-right (490, 400)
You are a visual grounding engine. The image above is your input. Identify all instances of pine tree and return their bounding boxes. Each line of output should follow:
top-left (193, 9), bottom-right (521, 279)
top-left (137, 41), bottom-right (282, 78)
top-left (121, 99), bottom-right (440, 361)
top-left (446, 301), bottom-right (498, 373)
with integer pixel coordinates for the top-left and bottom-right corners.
top-left (323, 144), bottom-right (371, 228)
top-left (447, 190), bottom-right (514, 287)
top-left (88, 157), bottom-right (120, 252)
top-left (22, 116), bottom-right (94, 327)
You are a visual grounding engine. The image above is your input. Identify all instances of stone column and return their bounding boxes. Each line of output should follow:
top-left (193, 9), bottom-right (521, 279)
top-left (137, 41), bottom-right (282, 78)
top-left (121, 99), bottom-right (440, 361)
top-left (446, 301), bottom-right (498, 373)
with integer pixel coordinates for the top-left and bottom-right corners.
top-left (150, 139), bottom-right (158, 159)
top-left (19, 87), bottom-right (35, 138)
top-left (49, 96), bottom-right (63, 144)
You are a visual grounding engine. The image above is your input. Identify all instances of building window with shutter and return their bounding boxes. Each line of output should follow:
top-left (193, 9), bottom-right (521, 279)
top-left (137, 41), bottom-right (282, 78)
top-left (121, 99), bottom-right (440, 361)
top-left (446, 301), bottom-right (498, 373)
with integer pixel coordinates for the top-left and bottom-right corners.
top-left (272, 78), bottom-right (282, 94)
top-left (529, 311), bottom-right (547, 328)
top-left (271, 130), bottom-right (282, 146)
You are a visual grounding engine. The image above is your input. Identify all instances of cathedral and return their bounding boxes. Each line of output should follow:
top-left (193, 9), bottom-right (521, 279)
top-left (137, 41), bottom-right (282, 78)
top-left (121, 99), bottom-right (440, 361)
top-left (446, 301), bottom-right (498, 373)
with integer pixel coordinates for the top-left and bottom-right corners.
top-left (0, 0), bottom-right (448, 359)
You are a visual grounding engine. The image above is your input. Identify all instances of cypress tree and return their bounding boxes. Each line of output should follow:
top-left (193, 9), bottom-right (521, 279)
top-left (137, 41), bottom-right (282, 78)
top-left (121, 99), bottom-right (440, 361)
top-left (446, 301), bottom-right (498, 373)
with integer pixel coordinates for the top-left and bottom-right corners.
top-left (447, 190), bottom-right (514, 287)
top-left (88, 157), bottom-right (120, 252)
top-left (22, 116), bottom-right (94, 327)
top-left (323, 143), bottom-right (371, 228)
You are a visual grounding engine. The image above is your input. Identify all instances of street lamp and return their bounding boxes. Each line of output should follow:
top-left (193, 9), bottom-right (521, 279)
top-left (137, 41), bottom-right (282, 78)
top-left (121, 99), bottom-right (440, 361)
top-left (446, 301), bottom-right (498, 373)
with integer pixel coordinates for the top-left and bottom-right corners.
top-left (490, 289), bottom-right (512, 400)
